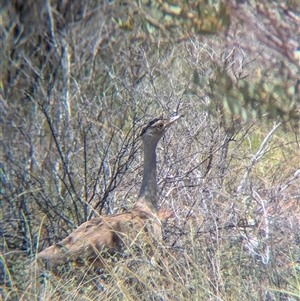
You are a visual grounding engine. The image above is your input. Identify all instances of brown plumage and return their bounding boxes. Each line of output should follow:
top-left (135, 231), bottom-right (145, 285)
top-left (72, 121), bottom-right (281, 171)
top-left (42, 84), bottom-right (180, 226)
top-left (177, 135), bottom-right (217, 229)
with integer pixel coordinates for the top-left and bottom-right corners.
top-left (37, 115), bottom-right (181, 268)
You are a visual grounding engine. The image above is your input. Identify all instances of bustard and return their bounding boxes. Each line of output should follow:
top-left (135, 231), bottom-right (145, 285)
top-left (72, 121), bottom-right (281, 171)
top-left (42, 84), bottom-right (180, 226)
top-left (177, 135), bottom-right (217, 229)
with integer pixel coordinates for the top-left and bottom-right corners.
top-left (37, 115), bottom-right (180, 268)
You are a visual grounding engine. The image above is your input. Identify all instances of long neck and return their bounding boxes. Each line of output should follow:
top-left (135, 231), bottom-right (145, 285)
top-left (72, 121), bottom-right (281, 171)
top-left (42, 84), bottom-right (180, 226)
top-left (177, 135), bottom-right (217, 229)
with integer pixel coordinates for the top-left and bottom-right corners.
top-left (136, 139), bottom-right (158, 212)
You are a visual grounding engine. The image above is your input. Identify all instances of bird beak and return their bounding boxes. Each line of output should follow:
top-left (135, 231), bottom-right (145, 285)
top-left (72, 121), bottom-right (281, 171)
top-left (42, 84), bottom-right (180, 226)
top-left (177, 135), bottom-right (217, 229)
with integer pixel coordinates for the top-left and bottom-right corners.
top-left (166, 115), bottom-right (181, 128)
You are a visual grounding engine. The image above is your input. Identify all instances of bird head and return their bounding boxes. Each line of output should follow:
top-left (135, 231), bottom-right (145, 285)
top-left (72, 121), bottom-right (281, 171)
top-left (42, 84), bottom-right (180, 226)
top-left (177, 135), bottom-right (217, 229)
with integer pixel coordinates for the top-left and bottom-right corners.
top-left (141, 115), bottom-right (181, 143)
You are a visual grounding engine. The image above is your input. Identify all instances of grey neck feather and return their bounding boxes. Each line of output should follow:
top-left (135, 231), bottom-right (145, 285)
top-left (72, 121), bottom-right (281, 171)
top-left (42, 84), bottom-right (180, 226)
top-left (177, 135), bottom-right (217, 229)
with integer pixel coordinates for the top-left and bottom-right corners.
top-left (136, 138), bottom-right (159, 213)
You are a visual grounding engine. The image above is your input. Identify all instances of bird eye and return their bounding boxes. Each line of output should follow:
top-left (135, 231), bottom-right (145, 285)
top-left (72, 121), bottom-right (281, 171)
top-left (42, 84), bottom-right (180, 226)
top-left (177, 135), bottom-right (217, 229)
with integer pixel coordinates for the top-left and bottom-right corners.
top-left (157, 123), bottom-right (164, 129)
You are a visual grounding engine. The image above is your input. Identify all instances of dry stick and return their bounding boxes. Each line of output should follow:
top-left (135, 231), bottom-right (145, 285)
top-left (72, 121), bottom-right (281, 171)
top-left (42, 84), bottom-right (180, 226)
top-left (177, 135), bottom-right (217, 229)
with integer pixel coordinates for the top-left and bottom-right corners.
top-left (243, 168), bottom-right (299, 264)
top-left (40, 105), bottom-right (82, 224)
top-left (170, 135), bottom-right (235, 248)
top-left (251, 189), bottom-right (270, 265)
top-left (277, 169), bottom-right (300, 193)
top-left (236, 122), bottom-right (282, 195)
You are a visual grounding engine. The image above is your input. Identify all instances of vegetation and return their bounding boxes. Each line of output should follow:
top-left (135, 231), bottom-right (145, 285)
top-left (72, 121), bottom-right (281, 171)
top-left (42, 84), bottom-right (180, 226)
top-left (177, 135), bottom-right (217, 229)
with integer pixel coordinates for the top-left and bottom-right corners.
top-left (1, 0), bottom-right (299, 300)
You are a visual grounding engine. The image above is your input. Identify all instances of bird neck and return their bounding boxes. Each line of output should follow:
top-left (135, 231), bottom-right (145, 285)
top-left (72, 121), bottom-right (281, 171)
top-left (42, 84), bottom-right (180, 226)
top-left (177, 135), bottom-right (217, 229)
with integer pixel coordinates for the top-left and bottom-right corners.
top-left (136, 140), bottom-right (158, 213)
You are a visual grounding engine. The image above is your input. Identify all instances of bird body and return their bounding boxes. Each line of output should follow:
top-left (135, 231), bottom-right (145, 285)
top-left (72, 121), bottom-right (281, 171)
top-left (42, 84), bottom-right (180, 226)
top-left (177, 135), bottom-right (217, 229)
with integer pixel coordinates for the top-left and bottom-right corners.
top-left (37, 115), bottom-right (180, 268)
top-left (37, 207), bottom-right (161, 268)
